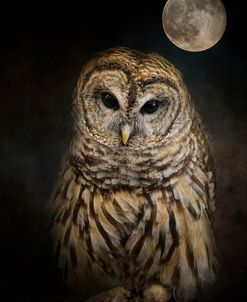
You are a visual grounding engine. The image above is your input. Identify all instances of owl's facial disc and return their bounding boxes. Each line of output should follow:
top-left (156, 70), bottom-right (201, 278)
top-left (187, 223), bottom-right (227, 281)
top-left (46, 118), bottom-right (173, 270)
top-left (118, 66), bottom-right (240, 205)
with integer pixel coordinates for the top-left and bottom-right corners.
top-left (80, 67), bottom-right (184, 148)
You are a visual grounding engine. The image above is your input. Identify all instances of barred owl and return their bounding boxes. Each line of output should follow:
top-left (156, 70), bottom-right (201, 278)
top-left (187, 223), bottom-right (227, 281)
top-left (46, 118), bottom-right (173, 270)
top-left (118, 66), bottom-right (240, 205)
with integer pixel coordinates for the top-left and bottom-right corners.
top-left (50, 48), bottom-right (217, 302)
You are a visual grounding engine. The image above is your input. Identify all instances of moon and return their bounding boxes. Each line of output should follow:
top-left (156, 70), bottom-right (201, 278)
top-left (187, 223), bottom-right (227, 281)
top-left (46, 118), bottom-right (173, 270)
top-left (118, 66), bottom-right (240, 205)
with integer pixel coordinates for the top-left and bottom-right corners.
top-left (162, 0), bottom-right (227, 52)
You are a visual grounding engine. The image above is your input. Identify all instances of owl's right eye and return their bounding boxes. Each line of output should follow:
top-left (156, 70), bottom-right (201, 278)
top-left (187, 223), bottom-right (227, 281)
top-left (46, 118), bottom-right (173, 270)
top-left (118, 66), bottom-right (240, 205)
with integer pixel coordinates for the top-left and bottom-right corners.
top-left (101, 92), bottom-right (119, 110)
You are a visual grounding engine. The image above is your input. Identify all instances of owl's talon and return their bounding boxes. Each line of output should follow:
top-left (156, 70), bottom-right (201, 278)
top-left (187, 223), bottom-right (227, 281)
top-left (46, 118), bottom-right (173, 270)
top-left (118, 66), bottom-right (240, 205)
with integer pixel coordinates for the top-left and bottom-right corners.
top-left (86, 286), bottom-right (131, 302)
top-left (142, 284), bottom-right (172, 302)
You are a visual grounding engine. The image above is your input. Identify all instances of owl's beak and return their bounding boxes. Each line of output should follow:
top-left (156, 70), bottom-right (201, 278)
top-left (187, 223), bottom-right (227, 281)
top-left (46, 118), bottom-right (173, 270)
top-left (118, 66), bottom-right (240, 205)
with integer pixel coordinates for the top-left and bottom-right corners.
top-left (121, 124), bottom-right (132, 145)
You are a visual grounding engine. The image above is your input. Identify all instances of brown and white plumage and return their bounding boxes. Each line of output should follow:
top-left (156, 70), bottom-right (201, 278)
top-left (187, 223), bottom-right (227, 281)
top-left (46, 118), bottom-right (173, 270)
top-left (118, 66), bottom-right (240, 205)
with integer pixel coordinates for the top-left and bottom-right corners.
top-left (50, 48), bottom-right (217, 301)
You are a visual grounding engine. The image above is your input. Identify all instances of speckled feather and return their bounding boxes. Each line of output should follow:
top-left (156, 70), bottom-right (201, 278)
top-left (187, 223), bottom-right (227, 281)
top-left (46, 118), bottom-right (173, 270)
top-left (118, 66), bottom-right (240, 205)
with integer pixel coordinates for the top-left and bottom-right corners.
top-left (49, 48), bottom-right (217, 301)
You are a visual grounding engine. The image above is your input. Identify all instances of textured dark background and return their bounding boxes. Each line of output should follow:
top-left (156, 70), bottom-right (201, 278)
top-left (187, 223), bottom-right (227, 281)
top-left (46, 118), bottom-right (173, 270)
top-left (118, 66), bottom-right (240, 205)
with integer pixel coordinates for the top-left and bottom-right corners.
top-left (0, 1), bottom-right (246, 301)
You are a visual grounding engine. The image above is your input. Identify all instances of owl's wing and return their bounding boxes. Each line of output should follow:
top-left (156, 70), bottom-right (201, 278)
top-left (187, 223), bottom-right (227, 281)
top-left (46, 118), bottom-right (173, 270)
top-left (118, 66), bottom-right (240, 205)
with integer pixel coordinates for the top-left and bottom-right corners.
top-left (49, 159), bottom-right (92, 288)
top-left (191, 110), bottom-right (216, 220)
top-left (49, 158), bottom-right (119, 294)
top-left (162, 112), bottom-right (217, 300)
top-left (170, 161), bottom-right (215, 223)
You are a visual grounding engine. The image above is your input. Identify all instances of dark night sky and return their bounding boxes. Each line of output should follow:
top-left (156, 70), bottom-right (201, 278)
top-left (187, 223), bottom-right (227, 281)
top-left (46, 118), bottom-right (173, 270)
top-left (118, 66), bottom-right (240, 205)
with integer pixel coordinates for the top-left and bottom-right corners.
top-left (0, 1), bottom-right (246, 301)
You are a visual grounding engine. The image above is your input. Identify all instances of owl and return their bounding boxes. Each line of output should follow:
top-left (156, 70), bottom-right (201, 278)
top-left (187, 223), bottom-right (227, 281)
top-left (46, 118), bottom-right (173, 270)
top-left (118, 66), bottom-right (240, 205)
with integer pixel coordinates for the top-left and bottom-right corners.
top-left (50, 48), bottom-right (217, 302)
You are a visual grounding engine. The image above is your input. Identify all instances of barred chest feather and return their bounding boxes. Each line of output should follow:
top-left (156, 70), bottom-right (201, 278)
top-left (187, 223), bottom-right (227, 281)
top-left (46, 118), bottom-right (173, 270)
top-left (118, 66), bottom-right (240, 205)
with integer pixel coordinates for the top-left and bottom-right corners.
top-left (51, 160), bottom-right (217, 297)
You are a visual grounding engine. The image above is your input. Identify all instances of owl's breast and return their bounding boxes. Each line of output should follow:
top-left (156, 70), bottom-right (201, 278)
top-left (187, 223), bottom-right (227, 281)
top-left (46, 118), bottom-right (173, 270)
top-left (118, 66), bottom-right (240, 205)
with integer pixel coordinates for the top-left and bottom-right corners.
top-left (52, 158), bottom-right (216, 296)
top-left (78, 186), bottom-right (176, 286)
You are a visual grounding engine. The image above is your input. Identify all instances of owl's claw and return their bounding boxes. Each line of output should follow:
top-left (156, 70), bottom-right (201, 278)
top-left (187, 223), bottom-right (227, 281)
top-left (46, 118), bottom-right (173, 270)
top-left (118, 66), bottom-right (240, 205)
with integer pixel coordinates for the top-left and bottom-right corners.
top-left (86, 286), bottom-right (133, 302)
top-left (142, 285), bottom-right (172, 302)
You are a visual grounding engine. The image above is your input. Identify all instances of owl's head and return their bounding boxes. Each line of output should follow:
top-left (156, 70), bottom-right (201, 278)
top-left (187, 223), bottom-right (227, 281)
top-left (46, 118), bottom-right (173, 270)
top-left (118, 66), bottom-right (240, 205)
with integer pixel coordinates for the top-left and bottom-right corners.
top-left (70, 48), bottom-right (194, 189)
top-left (73, 48), bottom-right (193, 149)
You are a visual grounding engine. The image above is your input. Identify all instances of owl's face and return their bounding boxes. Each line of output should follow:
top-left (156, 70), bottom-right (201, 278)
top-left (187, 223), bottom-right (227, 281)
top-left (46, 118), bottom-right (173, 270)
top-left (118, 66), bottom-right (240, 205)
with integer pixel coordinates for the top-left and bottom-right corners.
top-left (74, 48), bottom-right (192, 150)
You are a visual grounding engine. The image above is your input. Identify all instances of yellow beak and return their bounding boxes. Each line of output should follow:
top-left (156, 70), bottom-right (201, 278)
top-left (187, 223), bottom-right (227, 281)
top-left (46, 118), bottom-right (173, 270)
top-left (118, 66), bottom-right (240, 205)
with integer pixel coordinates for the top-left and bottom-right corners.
top-left (121, 124), bottom-right (131, 145)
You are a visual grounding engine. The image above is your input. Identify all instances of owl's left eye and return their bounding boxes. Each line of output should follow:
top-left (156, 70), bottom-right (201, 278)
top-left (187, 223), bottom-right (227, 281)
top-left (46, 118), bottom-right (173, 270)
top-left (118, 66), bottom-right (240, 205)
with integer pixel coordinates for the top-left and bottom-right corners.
top-left (141, 99), bottom-right (160, 114)
top-left (101, 92), bottom-right (119, 110)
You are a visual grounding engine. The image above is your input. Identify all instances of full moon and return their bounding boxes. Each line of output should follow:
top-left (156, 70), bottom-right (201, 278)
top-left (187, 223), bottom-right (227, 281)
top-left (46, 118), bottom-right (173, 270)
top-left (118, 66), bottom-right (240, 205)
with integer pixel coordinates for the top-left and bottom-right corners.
top-left (162, 0), bottom-right (227, 52)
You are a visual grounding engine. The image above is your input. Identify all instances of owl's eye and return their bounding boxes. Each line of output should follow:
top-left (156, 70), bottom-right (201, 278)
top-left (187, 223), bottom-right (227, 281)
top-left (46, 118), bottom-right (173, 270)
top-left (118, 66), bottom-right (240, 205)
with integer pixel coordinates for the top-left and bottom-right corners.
top-left (101, 92), bottom-right (119, 110)
top-left (141, 99), bottom-right (160, 114)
